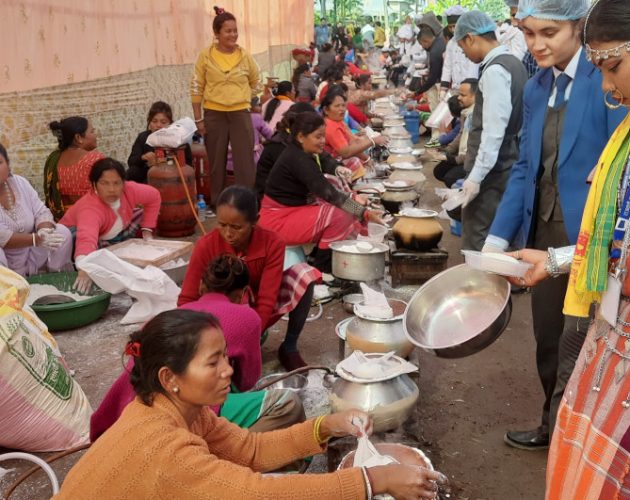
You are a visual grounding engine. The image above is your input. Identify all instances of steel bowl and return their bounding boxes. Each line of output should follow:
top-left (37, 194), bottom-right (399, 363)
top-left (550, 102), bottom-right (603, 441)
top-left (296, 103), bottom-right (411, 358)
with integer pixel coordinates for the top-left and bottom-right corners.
top-left (253, 373), bottom-right (308, 391)
top-left (330, 241), bottom-right (389, 282)
top-left (330, 374), bottom-right (419, 432)
top-left (403, 264), bottom-right (511, 358)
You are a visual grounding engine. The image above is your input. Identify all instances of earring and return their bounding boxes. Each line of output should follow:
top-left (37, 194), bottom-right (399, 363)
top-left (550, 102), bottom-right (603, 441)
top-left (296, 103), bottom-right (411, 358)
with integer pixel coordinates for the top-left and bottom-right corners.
top-left (605, 89), bottom-right (624, 110)
top-left (172, 387), bottom-right (179, 394)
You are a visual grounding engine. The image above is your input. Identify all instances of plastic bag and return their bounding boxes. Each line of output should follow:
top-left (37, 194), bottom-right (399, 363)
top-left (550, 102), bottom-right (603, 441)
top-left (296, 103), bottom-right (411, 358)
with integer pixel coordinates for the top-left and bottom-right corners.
top-left (425, 101), bottom-right (453, 130)
top-left (77, 249), bottom-right (180, 324)
top-left (146, 117), bottom-right (196, 148)
top-left (0, 268), bottom-right (92, 451)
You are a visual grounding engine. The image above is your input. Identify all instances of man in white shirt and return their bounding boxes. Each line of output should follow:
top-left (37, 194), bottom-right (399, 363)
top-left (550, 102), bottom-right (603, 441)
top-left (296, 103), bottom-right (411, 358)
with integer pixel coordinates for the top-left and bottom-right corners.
top-left (440, 5), bottom-right (480, 98)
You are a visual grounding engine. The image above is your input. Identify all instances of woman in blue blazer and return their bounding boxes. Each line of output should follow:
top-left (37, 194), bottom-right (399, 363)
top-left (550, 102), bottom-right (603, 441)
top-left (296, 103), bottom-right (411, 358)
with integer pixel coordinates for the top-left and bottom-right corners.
top-left (483, 0), bottom-right (627, 451)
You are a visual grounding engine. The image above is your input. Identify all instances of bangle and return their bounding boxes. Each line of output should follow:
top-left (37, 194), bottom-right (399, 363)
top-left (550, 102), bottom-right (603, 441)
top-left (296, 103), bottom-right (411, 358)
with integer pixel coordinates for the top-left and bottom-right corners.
top-left (194, 117), bottom-right (204, 123)
top-left (361, 467), bottom-right (373, 500)
top-left (32, 233), bottom-right (37, 247)
top-left (313, 415), bottom-right (327, 445)
top-left (545, 247), bottom-right (560, 278)
top-left (368, 136), bottom-right (375, 148)
top-left (141, 228), bottom-right (153, 233)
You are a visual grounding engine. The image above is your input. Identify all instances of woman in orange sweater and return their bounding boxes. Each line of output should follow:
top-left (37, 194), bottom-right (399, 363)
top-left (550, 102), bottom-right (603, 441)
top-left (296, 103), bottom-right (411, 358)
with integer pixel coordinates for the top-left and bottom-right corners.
top-left (55, 309), bottom-right (444, 499)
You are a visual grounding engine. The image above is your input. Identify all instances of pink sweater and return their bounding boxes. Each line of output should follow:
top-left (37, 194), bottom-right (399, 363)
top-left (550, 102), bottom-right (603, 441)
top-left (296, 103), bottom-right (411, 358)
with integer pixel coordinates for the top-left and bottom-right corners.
top-left (59, 181), bottom-right (161, 258)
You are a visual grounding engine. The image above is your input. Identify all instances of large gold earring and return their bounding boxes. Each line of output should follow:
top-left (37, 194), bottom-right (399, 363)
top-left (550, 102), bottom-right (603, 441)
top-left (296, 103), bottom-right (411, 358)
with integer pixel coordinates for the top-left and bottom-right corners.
top-left (605, 89), bottom-right (624, 110)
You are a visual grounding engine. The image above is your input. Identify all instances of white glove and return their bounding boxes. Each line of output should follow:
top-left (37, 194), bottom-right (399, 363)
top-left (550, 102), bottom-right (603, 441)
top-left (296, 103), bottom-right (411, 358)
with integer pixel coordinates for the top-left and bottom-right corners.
top-left (481, 243), bottom-right (504, 253)
top-left (37, 227), bottom-right (65, 250)
top-left (461, 179), bottom-right (480, 208)
top-left (73, 271), bottom-right (93, 295)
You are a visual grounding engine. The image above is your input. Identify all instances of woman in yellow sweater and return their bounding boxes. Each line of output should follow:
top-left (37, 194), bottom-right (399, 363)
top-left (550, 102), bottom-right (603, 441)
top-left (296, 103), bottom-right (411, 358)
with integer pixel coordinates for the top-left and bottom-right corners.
top-left (191, 6), bottom-right (261, 206)
top-left (55, 309), bottom-right (444, 499)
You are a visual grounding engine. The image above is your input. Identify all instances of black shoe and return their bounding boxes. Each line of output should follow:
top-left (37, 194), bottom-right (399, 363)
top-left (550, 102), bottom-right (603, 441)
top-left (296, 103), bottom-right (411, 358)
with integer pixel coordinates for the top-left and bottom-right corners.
top-left (504, 428), bottom-right (549, 450)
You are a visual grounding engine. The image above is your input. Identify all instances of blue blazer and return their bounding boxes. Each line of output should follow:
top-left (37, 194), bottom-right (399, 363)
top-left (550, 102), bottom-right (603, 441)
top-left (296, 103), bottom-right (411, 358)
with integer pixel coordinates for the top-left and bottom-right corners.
top-left (489, 50), bottom-right (627, 247)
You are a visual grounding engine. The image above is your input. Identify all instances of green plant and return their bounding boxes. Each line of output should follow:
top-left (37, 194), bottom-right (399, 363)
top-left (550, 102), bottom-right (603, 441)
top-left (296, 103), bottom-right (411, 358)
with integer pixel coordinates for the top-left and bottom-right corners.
top-left (425, 0), bottom-right (509, 21)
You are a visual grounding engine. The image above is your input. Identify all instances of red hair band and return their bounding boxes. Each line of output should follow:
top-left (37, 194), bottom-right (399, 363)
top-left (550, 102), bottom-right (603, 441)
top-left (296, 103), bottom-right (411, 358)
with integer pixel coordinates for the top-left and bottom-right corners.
top-left (125, 341), bottom-right (141, 358)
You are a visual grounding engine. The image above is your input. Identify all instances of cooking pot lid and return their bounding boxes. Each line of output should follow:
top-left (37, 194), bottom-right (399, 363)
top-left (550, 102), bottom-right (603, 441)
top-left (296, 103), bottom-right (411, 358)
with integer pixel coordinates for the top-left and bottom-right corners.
top-left (353, 298), bottom-right (407, 321)
top-left (336, 351), bottom-right (417, 383)
top-left (398, 208), bottom-right (438, 218)
top-left (383, 180), bottom-right (417, 191)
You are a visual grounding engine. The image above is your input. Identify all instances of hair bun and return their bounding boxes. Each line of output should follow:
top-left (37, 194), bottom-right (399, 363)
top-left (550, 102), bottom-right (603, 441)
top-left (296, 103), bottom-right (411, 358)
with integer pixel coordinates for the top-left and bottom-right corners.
top-left (48, 120), bottom-right (61, 130)
top-left (213, 5), bottom-right (225, 15)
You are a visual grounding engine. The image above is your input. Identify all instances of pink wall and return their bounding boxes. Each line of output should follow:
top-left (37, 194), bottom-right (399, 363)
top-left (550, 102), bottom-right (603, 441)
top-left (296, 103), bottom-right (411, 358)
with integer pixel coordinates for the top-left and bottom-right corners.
top-left (1, 0), bottom-right (314, 94)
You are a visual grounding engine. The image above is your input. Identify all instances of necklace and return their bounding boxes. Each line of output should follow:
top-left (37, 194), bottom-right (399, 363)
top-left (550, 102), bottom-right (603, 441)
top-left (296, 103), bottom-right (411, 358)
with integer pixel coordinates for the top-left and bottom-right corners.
top-left (1, 180), bottom-right (24, 232)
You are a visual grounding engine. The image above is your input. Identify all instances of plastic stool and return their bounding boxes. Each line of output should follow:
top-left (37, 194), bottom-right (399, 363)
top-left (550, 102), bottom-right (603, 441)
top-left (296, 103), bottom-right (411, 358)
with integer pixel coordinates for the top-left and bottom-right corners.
top-left (283, 246), bottom-right (307, 270)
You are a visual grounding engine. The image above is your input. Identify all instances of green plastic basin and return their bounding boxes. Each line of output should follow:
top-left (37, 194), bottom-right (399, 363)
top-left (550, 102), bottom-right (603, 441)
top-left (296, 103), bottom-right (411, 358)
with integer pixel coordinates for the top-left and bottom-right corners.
top-left (26, 271), bottom-right (111, 332)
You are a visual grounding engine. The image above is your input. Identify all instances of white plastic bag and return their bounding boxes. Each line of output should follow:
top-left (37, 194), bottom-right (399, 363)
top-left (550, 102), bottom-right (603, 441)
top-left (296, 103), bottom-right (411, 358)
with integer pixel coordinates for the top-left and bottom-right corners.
top-left (146, 117), bottom-right (197, 148)
top-left (354, 283), bottom-right (393, 319)
top-left (425, 101), bottom-right (453, 130)
top-left (77, 249), bottom-right (180, 324)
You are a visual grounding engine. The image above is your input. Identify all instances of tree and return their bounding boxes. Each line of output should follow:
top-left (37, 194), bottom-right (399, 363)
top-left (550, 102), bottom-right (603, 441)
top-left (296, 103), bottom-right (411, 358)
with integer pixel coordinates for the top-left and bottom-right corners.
top-left (425, 0), bottom-right (508, 20)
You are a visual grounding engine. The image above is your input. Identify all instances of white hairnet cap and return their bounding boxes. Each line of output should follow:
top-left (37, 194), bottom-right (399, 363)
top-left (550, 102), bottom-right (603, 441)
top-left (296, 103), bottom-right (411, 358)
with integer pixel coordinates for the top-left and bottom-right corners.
top-left (454, 11), bottom-right (497, 42)
top-left (445, 5), bottom-right (467, 16)
top-left (504, 0), bottom-right (519, 7)
top-left (516, 0), bottom-right (590, 21)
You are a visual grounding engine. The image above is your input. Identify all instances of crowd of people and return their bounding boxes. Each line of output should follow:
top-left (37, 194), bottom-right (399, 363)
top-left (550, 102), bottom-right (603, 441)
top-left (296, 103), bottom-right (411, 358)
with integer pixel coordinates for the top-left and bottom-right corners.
top-left (3, 0), bottom-right (630, 497)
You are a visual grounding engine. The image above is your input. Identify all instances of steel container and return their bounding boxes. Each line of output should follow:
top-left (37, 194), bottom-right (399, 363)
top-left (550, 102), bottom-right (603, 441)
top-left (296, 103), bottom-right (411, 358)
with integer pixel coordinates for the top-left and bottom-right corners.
top-left (346, 299), bottom-right (414, 358)
top-left (330, 374), bottom-right (419, 432)
top-left (330, 241), bottom-right (389, 281)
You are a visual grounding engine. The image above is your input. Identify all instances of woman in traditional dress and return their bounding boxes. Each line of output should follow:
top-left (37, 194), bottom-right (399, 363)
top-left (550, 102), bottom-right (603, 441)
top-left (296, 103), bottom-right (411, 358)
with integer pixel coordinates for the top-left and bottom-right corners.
top-left (178, 185), bottom-right (319, 371)
top-left (514, 1), bottom-right (630, 496)
top-left (0, 143), bottom-right (72, 277)
top-left (44, 116), bottom-right (105, 220)
top-left (258, 111), bottom-right (383, 273)
top-left (59, 158), bottom-right (161, 294)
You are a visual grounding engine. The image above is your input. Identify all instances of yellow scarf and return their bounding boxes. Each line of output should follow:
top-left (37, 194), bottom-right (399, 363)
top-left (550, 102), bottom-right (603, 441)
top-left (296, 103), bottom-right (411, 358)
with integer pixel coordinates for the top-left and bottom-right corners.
top-left (564, 113), bottom-right (630, 317)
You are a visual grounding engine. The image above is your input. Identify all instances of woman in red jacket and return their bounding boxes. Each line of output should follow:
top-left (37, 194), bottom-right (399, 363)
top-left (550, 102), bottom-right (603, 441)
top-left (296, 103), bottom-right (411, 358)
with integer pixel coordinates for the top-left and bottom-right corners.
top-left (178, 185), bottom-right (319, 371)
top-left (59, 158), bottom-right (161, 294)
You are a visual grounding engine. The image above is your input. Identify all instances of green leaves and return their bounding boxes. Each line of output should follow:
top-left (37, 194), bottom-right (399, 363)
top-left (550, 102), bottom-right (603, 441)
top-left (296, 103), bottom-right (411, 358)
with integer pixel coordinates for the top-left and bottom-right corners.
top-left (426, 0), bottom-right (509, 21)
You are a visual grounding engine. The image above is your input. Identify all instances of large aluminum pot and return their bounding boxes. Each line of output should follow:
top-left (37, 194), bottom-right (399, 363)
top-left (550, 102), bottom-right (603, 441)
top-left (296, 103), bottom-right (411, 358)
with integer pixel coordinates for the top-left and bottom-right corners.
top-left (330, 375), bottom-right (419, 432)
top-left (346, 299), bottom-right (414, 357)
top-left (330, 241), bottom-right (388, 281)
top-left (403, 264), bottom-right (512, 358)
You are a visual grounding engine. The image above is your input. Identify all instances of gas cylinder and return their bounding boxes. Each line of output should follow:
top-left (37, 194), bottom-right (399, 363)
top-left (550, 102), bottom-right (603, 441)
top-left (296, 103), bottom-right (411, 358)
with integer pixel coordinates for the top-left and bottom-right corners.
top-left (148, 147), bottom-right (197, 237)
